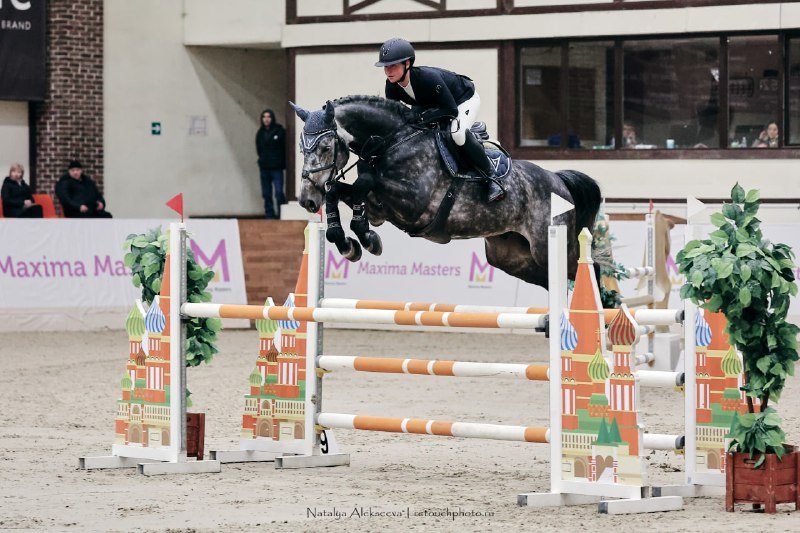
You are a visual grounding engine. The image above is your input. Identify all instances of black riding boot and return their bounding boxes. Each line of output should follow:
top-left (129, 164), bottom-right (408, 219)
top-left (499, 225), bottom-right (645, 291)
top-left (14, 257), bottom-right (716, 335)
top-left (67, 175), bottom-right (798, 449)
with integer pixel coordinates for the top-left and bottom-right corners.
top-left (461, 130), bottom-right (505, 202)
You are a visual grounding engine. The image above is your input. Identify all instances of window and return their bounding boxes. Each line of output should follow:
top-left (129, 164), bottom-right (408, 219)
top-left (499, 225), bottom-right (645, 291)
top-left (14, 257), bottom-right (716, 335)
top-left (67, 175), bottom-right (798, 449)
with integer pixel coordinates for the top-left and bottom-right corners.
top-left (519, 46), bottom-right (562, 147)
top-left (790, 37), bottom-right (800, 146)
top-left (570, 41), bottom-right (614, 149)
top-left (519, 42), bottom-right (614, 149)
top-left (510, 32), bottom-right (797, 155)
top-left (623, 38), bottom-right (719, 149)
top-left (728, 35), bottom-right (780, 148)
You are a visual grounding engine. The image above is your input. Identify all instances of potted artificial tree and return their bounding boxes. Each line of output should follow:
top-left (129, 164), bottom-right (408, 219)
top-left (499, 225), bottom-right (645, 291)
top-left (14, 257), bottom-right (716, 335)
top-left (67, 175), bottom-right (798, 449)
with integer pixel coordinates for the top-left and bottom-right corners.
top-left (677, 184), bottom-right (799, 513)
top-left (124, 227), bottom-right (221, 459)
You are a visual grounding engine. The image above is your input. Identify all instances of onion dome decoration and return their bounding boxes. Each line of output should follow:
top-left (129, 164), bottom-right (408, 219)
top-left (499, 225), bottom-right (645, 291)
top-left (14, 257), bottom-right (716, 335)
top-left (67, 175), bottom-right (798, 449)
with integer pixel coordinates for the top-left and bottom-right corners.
top-left (588, 348), bottom-right (610, 382)
top-left (144, 296), bottom-right (166, 334)
top-left (121, 374), bottom-right (132, 390)
top-left (278, 293), bottom-right (300, 330)
top-left (125, 305), bottom-right (146, 340)
top-left (608, 308), bottom-right (636, 347)
top-left (256, 298), bottom-right (279, 336)
top-left (694, 310), bottom-right (712, 347)
top-left (560, 311), bottom-right (578, 351)
top-left (249, 368), bottom-right (263, 386)
top-left (721, 346), bottom-right (743, 376)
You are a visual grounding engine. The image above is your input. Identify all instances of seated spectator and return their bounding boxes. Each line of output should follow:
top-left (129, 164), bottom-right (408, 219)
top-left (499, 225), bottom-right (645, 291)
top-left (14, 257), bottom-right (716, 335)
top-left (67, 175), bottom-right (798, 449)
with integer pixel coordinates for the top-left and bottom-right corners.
top-left (55, 160), bottom-right (112, 218)
top-left (752, 121), bottom-right (779, 148)
top-left (622, 122), bottom-right (638, 148)
top-left (1, 163), bottom-right (43, 218)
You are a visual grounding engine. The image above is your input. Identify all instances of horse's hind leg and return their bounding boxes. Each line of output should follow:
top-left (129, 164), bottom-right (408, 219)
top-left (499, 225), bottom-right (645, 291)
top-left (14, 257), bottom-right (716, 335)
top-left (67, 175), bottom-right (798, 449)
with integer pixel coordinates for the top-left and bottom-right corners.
top-left (349, 169), bottom-right (383, 256)
top-left (484, 233), bottom-right (549, 289)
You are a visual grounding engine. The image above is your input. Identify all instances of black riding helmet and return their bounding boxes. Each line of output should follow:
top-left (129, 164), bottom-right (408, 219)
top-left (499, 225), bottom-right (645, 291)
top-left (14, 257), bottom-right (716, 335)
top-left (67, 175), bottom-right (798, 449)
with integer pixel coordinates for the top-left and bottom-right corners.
top-left (375, 38), bottom-right (415, 67)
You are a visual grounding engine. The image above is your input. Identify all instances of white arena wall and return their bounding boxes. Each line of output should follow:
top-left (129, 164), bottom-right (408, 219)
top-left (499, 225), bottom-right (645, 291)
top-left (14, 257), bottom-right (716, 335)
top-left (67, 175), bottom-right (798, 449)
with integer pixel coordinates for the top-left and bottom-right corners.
top-left (103, 0), bottom-right (287, 218)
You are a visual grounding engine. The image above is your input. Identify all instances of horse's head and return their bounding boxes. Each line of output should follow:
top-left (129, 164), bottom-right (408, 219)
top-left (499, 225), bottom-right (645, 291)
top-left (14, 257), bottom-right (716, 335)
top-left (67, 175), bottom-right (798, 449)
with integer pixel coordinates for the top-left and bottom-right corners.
top-left (291, 100), bottom-right (350, 213)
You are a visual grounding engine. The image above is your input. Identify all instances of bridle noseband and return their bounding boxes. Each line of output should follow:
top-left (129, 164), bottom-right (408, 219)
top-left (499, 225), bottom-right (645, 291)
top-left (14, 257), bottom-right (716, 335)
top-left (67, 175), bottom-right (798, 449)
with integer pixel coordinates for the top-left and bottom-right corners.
top-left (299, 127), bottom-right (346, 190)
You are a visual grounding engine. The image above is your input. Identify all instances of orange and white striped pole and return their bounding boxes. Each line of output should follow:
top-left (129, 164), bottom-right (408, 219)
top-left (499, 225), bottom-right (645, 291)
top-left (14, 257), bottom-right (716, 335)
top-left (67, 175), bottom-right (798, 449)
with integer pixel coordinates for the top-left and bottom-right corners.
top-left (317, 355), bottom-right (549, 381)
top-left (316, 413), bottom-right (549, 444)
top-left (181, 303), bottom-right (548, 330)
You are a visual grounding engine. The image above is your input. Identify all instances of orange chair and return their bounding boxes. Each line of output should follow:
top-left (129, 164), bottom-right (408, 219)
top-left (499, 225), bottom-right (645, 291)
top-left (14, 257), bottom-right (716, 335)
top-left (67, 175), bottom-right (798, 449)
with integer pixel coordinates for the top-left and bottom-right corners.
top-left (0, 200), bottom-right (4, 218)
top-left (32, 194), bottom-right (60, 218)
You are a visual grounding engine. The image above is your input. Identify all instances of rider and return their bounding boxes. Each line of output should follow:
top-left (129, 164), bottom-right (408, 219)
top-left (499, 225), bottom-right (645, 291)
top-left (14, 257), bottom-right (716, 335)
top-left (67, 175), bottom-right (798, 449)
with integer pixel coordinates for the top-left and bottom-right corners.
top-left (375, 38), bottom-right (506, 203)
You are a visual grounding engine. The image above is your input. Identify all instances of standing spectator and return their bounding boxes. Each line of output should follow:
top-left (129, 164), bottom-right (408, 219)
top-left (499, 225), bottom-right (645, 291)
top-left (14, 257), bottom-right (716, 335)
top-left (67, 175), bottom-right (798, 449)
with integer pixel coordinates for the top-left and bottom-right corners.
top-left (256, 109), bottom-right (286, 219)
top-left (55, 160), bottom-right (112, 218)
top-left (2, 163), bottom-right (43, 218)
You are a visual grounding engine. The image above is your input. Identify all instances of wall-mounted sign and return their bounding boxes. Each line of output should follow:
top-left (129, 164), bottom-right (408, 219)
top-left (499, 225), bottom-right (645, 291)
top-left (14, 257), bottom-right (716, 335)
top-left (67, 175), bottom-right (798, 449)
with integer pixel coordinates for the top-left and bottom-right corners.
top-left (0, 0), bottom-right (46, 100)
top-left (151, 122), bottom-right (162, 135)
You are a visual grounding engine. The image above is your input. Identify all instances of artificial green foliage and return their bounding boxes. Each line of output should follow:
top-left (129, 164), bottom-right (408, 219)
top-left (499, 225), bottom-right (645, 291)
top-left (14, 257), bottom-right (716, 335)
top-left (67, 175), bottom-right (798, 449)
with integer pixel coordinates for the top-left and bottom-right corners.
top-left (676, 184), bottom-right (799, 465)
top-left (727, 408), bottom-right (787, 468)
top-left (124, 227), bottom-right (222, 369)
top-left (591, 213), bottom-right (628, 309)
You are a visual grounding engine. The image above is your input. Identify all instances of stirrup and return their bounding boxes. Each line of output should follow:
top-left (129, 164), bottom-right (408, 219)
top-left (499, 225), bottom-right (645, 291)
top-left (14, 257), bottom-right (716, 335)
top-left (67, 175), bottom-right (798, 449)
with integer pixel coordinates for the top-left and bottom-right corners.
top-left (487, 180), bottom-right (506, 203)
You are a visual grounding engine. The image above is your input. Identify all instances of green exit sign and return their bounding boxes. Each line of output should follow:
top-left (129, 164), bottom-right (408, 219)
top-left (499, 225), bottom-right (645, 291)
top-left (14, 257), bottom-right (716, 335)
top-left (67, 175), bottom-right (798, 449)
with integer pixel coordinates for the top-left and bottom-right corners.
top-left (151, 122), bottom-right (162, 135)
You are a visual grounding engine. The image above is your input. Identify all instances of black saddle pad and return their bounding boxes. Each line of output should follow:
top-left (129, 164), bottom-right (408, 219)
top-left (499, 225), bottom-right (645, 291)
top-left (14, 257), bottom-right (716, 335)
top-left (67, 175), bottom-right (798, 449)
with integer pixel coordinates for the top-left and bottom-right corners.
top-left (434, 131), bottom-right (511, 180)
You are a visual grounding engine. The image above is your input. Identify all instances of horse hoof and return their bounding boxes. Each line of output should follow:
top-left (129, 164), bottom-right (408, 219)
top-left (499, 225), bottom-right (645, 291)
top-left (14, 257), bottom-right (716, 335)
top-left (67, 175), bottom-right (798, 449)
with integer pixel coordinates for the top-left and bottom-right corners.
top-left (344, 238), bottom-right (362, 262)
top-left (365, 232), bottom-right (383, 256)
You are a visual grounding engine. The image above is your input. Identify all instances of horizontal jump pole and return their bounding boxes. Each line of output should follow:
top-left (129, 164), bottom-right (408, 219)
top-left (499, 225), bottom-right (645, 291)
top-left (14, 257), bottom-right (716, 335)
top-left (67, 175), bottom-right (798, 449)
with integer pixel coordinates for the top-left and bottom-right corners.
top-left (643, 433), bottom-right (685, 451)
top-left (319, 298), bottom-right (547, 315)
top-left (637, 370), bottom-right (684, 388)
top-left (624, 266), bottom-right (654, 279)
top-left (316, 413), bottom-right (550, 443)
top-left (317, 355), bottom-right (550, 381)
top-left (318, 299), bottom-right (682, 327)
top-left (182, 303), bottom-right (547, 329)
top-left (620, 294), bottom-right (656, 307)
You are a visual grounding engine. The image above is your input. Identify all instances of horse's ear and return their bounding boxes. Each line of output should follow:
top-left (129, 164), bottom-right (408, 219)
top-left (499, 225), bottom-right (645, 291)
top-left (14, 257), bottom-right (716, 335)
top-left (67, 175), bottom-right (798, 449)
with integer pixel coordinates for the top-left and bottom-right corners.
top-left (324, 100), bottom-right (335, 124)
top-left (289, 101), bottom-right (309, 122)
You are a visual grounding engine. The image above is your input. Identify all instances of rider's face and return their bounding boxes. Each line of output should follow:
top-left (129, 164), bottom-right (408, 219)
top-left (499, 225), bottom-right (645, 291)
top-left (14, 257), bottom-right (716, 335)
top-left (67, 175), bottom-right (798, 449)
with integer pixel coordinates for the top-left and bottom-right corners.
top-left (384, 62), bottom-right (407, 84)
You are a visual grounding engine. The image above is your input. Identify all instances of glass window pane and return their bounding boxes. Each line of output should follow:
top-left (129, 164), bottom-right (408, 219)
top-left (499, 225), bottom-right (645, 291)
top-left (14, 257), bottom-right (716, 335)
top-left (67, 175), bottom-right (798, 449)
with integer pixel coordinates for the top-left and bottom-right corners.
top-left (519, 46), bottom-right (562, 147)
top-left (569, 41), bottom-right (614, 150)
top-left (623, 38), bottom-right (720, 150)
top-left (786, 38), bottom-right (800, 145)
top-left (728, 35), bottom-right (780, 148)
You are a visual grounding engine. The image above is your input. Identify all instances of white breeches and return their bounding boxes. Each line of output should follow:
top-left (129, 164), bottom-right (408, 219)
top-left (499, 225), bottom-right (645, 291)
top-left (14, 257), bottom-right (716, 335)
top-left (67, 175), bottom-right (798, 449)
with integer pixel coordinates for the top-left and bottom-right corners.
top-left (450, 92), bottom-right (481, 146)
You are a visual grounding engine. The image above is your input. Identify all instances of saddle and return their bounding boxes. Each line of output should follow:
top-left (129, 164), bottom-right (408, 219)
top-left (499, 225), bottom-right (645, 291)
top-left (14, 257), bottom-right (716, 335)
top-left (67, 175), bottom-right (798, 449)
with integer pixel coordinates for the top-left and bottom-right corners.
top-left (433, 122), bottom-right (512, 181)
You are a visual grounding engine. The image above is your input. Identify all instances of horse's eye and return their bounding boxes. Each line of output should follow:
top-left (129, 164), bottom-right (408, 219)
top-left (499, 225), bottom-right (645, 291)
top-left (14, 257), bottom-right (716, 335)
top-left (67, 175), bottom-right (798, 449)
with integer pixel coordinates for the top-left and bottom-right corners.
top-left (320, 146), bottom-right (330, 153)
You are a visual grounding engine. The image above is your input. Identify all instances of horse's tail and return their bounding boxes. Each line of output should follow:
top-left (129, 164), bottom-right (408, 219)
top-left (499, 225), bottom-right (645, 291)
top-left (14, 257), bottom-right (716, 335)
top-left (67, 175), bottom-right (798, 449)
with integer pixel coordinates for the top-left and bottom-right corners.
top-left (555, 169), bottom-right (602, 234)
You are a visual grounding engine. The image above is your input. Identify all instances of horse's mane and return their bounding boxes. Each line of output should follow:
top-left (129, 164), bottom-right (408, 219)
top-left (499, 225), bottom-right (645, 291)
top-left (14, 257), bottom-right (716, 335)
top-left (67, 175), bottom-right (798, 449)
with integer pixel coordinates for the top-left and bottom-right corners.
top-left (331, 95), bottom-right (415, 122)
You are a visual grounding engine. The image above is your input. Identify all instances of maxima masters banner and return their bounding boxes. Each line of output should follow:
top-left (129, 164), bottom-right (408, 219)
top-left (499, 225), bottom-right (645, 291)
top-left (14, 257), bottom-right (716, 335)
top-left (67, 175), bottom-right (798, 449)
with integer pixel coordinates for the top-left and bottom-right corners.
top-left (0, 0), bottom-right (46, 100)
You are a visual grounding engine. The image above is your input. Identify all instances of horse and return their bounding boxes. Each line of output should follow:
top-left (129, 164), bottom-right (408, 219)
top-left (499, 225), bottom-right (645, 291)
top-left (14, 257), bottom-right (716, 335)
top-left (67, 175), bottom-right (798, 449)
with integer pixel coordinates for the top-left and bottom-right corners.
top-left (291, 95), bottom-right (602, 289)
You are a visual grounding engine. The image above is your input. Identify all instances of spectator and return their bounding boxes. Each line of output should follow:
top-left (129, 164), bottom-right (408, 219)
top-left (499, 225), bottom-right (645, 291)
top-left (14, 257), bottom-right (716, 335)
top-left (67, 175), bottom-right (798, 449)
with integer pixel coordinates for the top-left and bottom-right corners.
top-left (1, 163), bottom-right (43, 218)
top-left (752, 121), bottom-right (779, 148)
top-left (622, 123), bottom-right (638, 148)
top-left (256, 109), bottom-right (286, 219)
top-left (55, 160), bottom-right (112, 218)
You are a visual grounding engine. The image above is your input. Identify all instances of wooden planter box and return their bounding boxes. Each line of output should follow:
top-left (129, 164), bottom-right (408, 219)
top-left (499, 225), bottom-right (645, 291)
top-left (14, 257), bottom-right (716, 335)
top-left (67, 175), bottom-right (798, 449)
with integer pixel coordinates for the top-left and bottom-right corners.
top-left (726, 446), bottom-right (799, 512)
top-left (186, 412), bottom-right (206, 460)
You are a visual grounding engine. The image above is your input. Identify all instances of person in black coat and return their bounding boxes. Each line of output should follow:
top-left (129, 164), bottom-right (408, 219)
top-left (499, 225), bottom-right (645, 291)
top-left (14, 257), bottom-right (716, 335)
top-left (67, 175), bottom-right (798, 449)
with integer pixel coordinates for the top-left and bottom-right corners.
top-left (376, 37), bottom-right (505, 202)
top-left (1, 163), bottom-right (43, 218)
top-left (55, 160), bottom-right (112, 218)
top-left (255, 109), bottom-right (286, 219)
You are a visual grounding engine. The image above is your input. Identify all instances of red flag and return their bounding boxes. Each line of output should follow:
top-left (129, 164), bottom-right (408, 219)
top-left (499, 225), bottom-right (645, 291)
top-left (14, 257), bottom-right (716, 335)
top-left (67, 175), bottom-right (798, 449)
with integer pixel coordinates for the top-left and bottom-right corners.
top-left (648, 198), bottom-right (654, 214)
top-left (166, 193), bottom-right (184, 222)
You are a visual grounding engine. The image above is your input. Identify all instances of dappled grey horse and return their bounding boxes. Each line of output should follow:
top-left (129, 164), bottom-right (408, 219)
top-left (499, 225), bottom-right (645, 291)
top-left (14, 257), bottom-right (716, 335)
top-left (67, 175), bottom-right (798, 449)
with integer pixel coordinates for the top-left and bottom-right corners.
top-left (292, 95), bottom-right (601, 288)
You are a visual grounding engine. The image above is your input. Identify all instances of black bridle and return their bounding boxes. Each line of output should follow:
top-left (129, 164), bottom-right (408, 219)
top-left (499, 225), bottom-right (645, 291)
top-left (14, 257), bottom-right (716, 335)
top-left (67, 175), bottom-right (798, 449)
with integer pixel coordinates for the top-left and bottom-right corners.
top-left (299, 119), bottom-right (427, 191)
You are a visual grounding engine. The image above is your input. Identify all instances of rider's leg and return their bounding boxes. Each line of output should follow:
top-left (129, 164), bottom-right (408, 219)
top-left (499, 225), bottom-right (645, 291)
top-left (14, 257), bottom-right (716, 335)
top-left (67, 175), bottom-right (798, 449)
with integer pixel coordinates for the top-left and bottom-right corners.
top-left (451, 93), bottom-right (505, 203)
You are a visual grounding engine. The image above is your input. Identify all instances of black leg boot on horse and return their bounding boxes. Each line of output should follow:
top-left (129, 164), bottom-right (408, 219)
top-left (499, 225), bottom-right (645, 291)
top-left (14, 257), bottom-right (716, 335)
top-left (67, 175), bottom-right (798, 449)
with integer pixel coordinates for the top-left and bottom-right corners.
top-left (461, 130), bottom-right (506, 203)
top-left (324, 182), bottom-right (362, 261)
top-left (349, 166), bottom-right (383, 256)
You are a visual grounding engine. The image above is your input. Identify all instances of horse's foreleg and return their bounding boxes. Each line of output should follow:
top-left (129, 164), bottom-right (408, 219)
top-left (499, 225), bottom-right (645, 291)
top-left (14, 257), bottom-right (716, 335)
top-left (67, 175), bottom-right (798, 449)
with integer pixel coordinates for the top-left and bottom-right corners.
top-left (350, 169), bottom-right (383, 256)
top-left (325, 183), bottom-right (362, 262)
